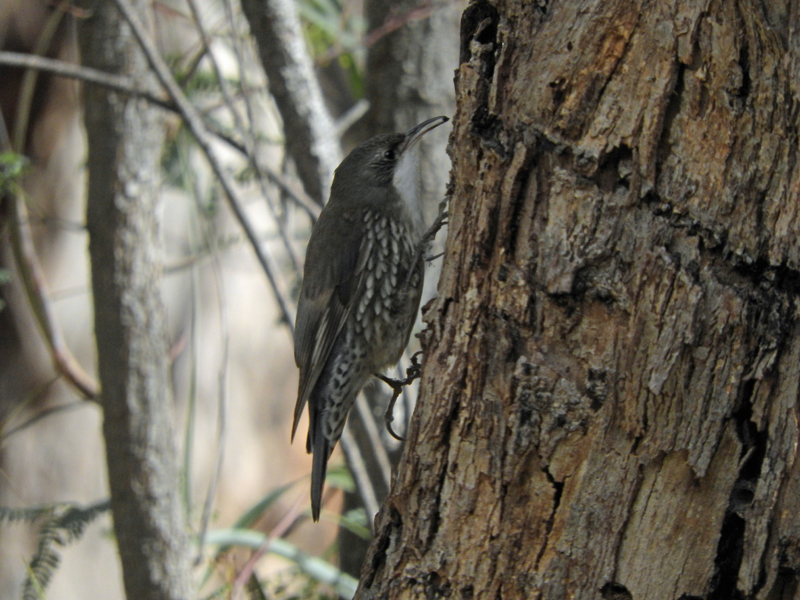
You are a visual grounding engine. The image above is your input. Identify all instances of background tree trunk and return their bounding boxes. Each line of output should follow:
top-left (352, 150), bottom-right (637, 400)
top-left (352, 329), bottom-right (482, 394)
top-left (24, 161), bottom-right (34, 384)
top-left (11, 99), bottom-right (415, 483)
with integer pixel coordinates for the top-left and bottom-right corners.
top-left (79, 2), bottom-right (192, 598)
top-left (337, 0), bottom-right (461, 577)
top-left (241, 0), bottom-right (341, 205)
top-left (357, 1), bottom-right (800, 598)
top-left (361, 0), bottom-right (460, 226)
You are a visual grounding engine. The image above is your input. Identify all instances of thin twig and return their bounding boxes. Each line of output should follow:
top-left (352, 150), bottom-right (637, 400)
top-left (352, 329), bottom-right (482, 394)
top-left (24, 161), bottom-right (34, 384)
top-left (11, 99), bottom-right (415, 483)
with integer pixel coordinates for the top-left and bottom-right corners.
top-left (3, 3), bottom-right (99, 400)
top-left (354, 393), bottom-right (393, 493)
top-left (0, 382), bottom-right (89, 444)
top-left (318, 2), bottom-right (434, 64)
top-left (0, 376), bottom-right (60, 443)
top-left (240, 0), bottom-right (341, 205)
top-left (0, 402), bottom-right (86, 444)
top-left (0, 89), bottom-right (99, 401)
top-left (109, 0), bottom-right (296, 331)
top-left (12, 1), bottom-right (70, 152)
top-left (363, 3), bottom-right (433, 47)
top-left (0, 50), bottom-right (321, 220)
top-left (218, 0), bottom-right (302, 276)
top-left (340, 425), bottom-right (382, 518)
top-left (181, 255), bottom-right (199, 518)
top-left (0, 51), bottom-right (174, 110)
top-left (185, 0), bottom-right (242, 122)
top-left (195, 231), bottom-right (231, 564)
top-left (333, 98), bottom-right (370, 137)
top-left (231, 495), bottom-right (303, 599)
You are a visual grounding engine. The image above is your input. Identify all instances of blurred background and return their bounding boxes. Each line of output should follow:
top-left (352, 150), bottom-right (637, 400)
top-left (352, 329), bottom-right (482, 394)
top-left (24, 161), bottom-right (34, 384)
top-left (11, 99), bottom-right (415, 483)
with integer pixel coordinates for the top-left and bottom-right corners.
top-left (0, 0), bottom-right (461, 597)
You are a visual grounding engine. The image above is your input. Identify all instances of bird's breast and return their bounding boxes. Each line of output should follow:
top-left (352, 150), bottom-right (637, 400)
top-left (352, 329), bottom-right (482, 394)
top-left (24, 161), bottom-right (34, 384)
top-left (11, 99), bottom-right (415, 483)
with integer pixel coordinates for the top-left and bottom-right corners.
top-left (351, 209), bottom-right (424, 368)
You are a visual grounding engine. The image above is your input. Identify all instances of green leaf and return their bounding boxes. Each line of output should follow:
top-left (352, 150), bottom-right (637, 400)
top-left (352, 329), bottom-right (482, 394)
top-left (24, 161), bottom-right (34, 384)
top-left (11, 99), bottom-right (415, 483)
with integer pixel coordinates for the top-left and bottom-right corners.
top-left (0, 151), bottom-right (29, 195)
top-left (11, 500), bottom-right (111, 600)
top-left (337, 508), bottom-right (371, 540)
top-left (324, 463), bottom-right (355, 494)
top-left (231, 479), bottom-right (300, 531)
top-left (205, 528), bottom-right (358, 600)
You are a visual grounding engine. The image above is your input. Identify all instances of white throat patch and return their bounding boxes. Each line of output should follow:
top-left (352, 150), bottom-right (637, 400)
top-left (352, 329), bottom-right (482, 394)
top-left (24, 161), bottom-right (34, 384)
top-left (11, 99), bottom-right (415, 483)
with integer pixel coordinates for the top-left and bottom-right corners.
top-left (392, 148), bottom-right (421, 212)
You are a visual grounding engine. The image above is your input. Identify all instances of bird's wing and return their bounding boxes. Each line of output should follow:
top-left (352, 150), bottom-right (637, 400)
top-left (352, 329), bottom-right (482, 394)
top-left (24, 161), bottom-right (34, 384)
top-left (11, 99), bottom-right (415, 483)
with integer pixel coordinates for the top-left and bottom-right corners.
top-left (292, 214), bottom-right (369, 441)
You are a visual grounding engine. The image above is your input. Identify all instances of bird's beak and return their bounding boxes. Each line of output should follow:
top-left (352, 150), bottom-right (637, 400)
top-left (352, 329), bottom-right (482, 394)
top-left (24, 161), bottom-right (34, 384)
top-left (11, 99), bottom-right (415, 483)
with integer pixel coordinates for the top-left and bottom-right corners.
top-left (400, 116), bottom-right (449, 153)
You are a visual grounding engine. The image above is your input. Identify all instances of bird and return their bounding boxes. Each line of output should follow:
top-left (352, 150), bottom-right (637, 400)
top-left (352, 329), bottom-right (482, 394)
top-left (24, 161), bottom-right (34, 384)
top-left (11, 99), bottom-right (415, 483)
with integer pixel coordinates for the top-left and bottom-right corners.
top-left (292, 116), bottom-right (449, 521)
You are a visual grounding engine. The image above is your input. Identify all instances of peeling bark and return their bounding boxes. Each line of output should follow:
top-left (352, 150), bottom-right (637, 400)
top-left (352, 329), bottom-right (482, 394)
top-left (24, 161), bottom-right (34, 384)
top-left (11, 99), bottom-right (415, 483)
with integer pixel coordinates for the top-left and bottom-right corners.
top-left (357, 1), bottom-right (800, 599)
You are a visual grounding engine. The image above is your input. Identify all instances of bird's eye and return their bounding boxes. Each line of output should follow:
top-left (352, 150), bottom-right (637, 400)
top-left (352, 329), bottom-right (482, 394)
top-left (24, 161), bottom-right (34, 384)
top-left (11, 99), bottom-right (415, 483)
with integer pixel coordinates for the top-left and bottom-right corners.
top-left (383, 148), bottom-right (395, 161)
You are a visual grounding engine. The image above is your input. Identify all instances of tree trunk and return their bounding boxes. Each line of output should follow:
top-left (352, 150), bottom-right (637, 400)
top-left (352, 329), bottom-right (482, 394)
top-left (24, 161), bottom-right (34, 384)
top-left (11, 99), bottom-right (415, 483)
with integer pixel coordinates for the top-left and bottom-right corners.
top-left (357, 1), bottom-right (800, 599)
top-left (79, 2), bottom-right (191, 598)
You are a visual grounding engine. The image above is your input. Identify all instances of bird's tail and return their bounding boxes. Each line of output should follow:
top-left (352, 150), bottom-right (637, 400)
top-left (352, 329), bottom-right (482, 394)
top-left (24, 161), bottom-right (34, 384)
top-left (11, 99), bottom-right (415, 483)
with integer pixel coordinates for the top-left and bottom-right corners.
top-left (311, 433), bottom-right (332, 521)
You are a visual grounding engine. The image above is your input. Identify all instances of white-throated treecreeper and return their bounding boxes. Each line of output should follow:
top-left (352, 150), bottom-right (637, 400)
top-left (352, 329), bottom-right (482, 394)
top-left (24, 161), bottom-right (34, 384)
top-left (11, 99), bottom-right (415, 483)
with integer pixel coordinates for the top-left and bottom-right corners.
top-left (293, 116), bottom-right (449, 521)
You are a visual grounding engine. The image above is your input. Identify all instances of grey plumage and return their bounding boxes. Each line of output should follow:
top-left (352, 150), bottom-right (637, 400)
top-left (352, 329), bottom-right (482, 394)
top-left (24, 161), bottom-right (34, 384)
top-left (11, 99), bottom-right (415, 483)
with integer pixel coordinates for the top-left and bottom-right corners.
top-left (293, 116), bottom-right (448, 521)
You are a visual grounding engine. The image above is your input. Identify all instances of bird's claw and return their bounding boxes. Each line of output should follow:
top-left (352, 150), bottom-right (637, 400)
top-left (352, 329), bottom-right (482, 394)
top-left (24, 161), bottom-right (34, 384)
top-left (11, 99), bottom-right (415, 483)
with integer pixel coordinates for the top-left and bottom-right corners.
top-left (376, 351), bottom-right (424, 441)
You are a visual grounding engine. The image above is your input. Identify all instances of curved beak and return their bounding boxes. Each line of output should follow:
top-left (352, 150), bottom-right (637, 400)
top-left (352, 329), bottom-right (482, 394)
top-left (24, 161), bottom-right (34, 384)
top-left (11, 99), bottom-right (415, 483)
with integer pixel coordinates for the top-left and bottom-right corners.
top-left (400, 116), bottom-right (449, 153)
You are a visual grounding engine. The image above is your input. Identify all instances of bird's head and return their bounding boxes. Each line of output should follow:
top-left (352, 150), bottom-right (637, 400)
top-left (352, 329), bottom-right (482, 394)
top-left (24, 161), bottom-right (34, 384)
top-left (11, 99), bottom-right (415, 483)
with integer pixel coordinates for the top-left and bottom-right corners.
top-left (330, 116), bottom-right (449, 202)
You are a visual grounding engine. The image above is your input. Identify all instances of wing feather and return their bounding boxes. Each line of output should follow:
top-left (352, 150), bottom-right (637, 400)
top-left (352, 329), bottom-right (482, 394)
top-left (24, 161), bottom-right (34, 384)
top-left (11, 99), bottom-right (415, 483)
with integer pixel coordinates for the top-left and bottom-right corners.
top-left (292, 212), bottom-right (369, 441)
top-left (292, 293), bottom-right (348, 440)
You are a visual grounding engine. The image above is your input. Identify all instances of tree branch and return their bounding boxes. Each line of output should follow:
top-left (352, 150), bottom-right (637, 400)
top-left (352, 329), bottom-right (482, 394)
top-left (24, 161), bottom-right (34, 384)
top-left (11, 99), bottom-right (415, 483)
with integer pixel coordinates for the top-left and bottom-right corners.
top-left (240, 0), bottom-right (341, 205)
top-left (5, 190), bottom-right (100, 399)
top-left (109, 0), bottom-right (297, 331)
top-left (200, 0), bottom-right (302, 276)
top-left (0, 51), bottom-right (174, 110)
top-left (0, 92), bottom-right (99, 400)
top-left (0, 49), bottom-right (322, 221)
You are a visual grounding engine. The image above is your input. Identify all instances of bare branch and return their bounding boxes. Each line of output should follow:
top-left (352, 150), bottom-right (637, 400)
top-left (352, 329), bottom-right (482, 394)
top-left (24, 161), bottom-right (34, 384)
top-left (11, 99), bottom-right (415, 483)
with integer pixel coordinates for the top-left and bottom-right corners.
top-left (0, 51), bottom-right (173, 110)
top-left (319, 2), bottom-right (435, 64)
top-left (0, 50), bottom-right (321, 218)
top-left (231, 498), bottom-right (302, 599)
top-left (0, 115), bottom-right (100, 400)
top-left (0, 399), bottom-right (84, 444)
top-left (334, 99), bottom-right (371, 138)
top-left (109, 0), bottom-right (296, 331)
top-left (340, 426), bottom-right (383, 519)
top-left (0, 51), bottom-right (298, 212)
top-left (240, 0), bottom-right (341, 205)
top-left (354, 393), bottom-right (394, 490)
top-left (212, 0), bottom-right (303, 276)
top-left (194, 231), bottom-right (231, 565)
top-left (6, 198), bottom-right (101, 398)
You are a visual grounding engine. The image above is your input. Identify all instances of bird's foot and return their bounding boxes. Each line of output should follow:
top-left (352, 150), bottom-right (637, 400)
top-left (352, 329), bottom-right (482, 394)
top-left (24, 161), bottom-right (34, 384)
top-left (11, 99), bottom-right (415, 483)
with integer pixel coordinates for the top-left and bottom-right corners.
top-left (375, 351), bottom-right (424, 441)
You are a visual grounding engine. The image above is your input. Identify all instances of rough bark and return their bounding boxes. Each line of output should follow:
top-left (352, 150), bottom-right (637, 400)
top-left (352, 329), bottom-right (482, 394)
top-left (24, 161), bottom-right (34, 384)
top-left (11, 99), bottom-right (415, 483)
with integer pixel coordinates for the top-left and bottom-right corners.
top-left (79, 2), bottom-right (191, 599)
top-left (357, 1), bottom-right (800, 599)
